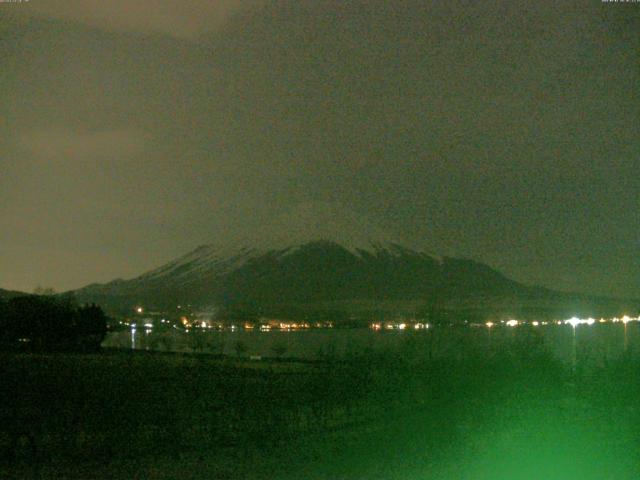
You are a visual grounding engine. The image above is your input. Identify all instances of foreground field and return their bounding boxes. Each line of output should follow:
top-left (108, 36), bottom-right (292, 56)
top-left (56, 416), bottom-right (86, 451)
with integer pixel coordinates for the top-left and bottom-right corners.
top-left (2, 332), bottom-right (640, 479)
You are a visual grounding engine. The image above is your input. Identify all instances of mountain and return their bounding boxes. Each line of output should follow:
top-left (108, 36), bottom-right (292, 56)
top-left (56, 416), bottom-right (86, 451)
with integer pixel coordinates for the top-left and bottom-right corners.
top-left (73, 204), bottom-right (637, 322)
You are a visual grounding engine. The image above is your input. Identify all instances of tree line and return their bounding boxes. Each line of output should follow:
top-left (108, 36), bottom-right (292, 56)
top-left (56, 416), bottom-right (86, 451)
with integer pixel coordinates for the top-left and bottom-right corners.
top-left (0, 294), bottom-right (107, 352)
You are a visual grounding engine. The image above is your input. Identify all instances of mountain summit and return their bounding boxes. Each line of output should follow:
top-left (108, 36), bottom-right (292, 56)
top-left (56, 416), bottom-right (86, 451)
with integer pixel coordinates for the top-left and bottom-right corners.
top-left (198, 202), bottom-right (428, 255)
top-left (125, 202), bottom-right (439, 289)
top-left (73, 203), bottom-right (631, 321)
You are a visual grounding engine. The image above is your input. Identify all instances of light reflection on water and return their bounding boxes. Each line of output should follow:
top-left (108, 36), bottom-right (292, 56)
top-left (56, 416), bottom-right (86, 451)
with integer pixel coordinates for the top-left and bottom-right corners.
top-left (103, 322), bottom-right (640, 365)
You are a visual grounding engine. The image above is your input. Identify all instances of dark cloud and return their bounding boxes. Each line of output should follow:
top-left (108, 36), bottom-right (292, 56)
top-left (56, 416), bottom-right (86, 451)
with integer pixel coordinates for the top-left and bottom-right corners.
top-left (0, 1), bottom-right (638, 297)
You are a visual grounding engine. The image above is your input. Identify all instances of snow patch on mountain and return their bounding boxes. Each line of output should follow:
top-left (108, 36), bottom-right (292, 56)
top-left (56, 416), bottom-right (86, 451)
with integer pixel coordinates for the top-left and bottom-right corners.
top-left (134, 202), bottom-right (439, 282)
top-left (221, 202), bottom-right (436, 255)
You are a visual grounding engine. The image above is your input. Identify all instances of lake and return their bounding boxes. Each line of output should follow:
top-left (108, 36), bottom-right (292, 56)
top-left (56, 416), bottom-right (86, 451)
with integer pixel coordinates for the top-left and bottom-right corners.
top-left (103, 320), bottom-right (640, 366)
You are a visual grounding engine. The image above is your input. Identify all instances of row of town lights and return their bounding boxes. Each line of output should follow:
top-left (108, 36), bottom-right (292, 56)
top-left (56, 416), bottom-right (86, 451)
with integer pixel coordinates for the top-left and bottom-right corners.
top-left (132, 306), bottom-right (637, 331)
top-left (486, 315), bottom-right (638, 328)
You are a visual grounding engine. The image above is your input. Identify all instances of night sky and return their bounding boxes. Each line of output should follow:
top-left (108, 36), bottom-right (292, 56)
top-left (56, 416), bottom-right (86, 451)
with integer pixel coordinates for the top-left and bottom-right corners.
top-left (1, 1), bottom-right (638, 298)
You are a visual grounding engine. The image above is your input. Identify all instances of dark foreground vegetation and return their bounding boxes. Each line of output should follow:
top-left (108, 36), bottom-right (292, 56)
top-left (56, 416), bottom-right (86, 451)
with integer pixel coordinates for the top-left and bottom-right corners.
top-left (0, 295), bottom-right (107, 352)
top-left (2, 329), bottom-right (640, 479)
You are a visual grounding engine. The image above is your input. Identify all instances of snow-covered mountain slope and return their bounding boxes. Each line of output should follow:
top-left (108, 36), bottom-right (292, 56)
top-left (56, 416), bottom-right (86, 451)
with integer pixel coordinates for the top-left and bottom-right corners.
top-left (72, 203), bottom-right (545, 315)
top-left (240, 202), bottom-right (410, 254)
top-left (132, 202), bottom-right (439, 284)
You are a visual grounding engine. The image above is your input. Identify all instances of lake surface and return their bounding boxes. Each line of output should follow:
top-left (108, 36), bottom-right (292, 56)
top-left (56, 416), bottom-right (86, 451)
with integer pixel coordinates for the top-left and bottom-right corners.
top-left (103, 321), bottom-right (640, 366)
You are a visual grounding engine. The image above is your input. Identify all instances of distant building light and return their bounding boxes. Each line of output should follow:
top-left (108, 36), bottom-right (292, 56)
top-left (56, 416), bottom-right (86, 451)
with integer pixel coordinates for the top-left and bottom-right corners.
top-left (565, 317), bottom-right (581, 328)
top-left (564, 316), bottom-right (596, 328)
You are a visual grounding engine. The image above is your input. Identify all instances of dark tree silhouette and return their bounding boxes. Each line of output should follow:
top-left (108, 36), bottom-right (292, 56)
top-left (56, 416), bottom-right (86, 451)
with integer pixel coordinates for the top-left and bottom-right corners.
top-left (0, 298), bottom-right (6, 329)
top-left (74, 303), bottom-right (108, 351)
top-left (0, 295), bottom-right (107, 352)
